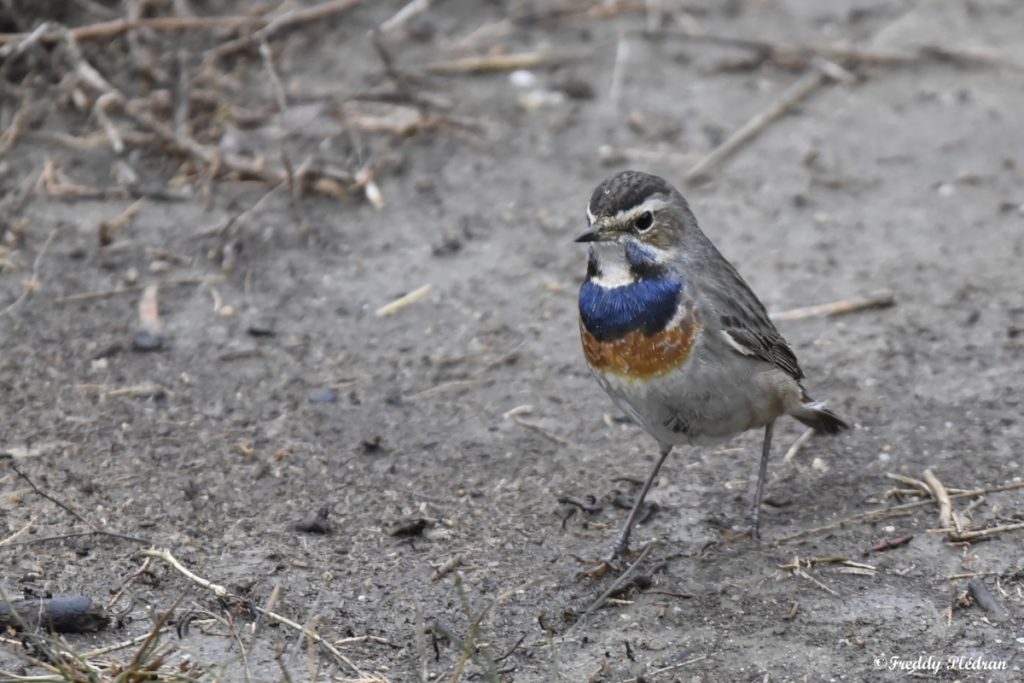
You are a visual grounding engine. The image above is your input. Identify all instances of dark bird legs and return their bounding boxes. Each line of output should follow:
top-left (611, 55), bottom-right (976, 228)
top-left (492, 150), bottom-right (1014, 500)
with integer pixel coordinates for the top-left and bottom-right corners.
top-left (608, 421), bottom-right (776, 563)
top-left (750, 421), bottom-right (774, 539)
top-left (606, 444), bottom-right (673, 562)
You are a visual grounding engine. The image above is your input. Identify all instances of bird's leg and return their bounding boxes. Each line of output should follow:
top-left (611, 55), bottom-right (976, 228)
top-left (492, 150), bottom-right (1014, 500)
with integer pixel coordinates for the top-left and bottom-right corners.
top-left (749, 421), bottom-right (774, 539)
top-left (607, 445), bottom-right (672, 561)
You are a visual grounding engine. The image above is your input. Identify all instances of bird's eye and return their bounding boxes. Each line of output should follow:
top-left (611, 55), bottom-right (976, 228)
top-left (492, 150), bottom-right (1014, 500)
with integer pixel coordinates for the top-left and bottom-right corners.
top-left (634, 211), bottom-right (653, 232)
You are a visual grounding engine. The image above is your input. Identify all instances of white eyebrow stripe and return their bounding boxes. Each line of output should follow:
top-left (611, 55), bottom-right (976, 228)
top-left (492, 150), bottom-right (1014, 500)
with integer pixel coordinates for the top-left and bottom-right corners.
top-left (586, 204), bottom-right (596, 225)
top-left (602, 194), bottom-right (675, 224)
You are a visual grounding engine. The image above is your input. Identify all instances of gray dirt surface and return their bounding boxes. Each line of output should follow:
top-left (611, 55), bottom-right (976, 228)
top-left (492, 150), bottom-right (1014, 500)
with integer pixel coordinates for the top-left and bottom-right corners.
top-left (1, 0), bottom-right (1023, 681)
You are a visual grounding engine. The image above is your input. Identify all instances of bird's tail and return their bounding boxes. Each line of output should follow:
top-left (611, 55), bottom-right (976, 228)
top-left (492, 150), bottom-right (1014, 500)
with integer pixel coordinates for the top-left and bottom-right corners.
top-left (791, 399), bottom-right (848, 434)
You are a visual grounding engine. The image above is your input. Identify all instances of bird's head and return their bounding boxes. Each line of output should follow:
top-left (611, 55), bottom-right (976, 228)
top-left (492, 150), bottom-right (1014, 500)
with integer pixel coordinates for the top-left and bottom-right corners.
top-left (576, 170), bottom-right (696, 286)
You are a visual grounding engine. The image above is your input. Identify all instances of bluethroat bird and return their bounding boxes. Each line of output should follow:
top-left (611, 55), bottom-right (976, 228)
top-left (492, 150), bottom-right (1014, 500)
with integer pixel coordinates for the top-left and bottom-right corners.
top-left (577, 170), bottom-right (847, 562)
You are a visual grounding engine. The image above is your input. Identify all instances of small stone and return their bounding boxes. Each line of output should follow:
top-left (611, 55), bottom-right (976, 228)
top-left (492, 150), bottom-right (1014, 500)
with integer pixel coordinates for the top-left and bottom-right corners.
top-left (307, 388), bottom-right (337, 404)
top-left (387, 517), bottom-right (429, 537)
top-left (294, 507), bottom-right (332, 535)
top-left (518, 89), bottom-right (565, 111)
top-left (556, 78), bottom-right (595, 100)
top-left (246, 320), bottom-right (276, 337)
top-left (93, 343), bottom-right (123, 359)
top-left (132, 331), bottom-right (166, 352)
top-left (509, 69), bottom-right (537, 88)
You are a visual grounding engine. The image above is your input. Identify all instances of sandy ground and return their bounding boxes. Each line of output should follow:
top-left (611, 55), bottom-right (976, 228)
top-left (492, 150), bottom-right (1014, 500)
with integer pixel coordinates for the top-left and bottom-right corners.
top-left (1, 0), bottom-right (1023, 681)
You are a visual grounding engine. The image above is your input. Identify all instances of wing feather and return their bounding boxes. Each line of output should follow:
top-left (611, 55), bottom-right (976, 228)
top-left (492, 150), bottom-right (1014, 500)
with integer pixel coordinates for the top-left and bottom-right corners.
top-left (700, 259), bottom-right (804, 381)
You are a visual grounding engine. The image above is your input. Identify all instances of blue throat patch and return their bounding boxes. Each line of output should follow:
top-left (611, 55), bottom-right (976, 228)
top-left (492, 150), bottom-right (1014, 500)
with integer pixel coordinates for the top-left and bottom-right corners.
top-left (579, 276), bottom-right (682, 342)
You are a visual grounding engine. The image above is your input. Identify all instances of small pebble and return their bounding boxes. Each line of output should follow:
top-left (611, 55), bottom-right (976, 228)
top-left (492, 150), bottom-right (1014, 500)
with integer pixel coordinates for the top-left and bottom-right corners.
top-left (93, 343), bottom-right (123, 359)
top-left (556, 78), bottom-right (595, 100)
top-left (387, 517), bottom-right (428, 537)
top-left (308, 388), bottom-right (338, 404)
top-left (509, 69), bottom-right (537, 88)
top-left (247, 321), bottom-right (276, 337)
top-left (132, 331), bottom-right (166, 352)
top-left (518, 90), bottom-right (565, 111)
top-left (294, 507), bottom-right (332, 535)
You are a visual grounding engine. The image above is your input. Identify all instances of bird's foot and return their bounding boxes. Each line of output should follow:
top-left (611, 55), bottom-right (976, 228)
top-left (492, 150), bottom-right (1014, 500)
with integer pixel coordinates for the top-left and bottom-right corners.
top-left (577, 540), bottom-right (632, 578)
top-left (746, 515), bottom-right (763, 542)
top-left (579, 560), bottom-right (616, 578)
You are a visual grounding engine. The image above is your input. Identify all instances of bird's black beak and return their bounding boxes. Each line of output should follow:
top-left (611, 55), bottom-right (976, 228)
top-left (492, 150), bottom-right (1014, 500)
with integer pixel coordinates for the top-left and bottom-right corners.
top-left (575, 225), bottom-right (603, 243)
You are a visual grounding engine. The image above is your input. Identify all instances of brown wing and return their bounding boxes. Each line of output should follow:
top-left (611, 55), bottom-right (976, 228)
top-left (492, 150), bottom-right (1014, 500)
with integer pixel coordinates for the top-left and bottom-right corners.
top-left (699, 258), bottom-right (804, 382)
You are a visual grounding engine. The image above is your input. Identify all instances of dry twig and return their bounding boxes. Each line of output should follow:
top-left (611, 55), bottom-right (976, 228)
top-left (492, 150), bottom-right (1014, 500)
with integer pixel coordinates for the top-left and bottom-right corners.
top-left (774, 480), bottom-right (1024, 543)
top-left (608, 32), bottom-right (629, 106)
top-left (0, 93), bottom-right (33, 159)
top-left (379, 0), bottom-right (432, 34)
top-left (0, 1), bottom-right (366, 52)
top-left (79, 630), bottom-right (168, 659)
top-left (52, 26), bottom-right (349, 197)
top-left (98, 199), bottom-right (145, 247)
top-left (141, 548), bottom-right (368, 676)
top-left (204, 0), bottom-right (366, 62)
top-left (771, 292), bottom-right (895, 322)
top-left (3, 462), bottom-right (151, 545)
top-left (431, 556), bottom-right (464, 582)
top-left (0, 15), bottom-right (261, 47)
top-left (0, 516), bottom-right (36, 547)
top-left (139, 549), bottom-right (228, 597)
top-left (0, 229), bottom-right (55, 318)
top-left (948, 522), bottom-right (1024, 543)
top-left (922, 468), bottom-right (955, 531)
top-left (779, 556), bottom-right (840, 596)
top-left (572, 542), bottom-right (656, 629)
top-left (781, 428), bottom-right (814, 464)
top-left (512, 417), bottom-right (569, 446)
top-left (56, 276), bottom-right (223, 304)
top-left (422, 52), bottom-right (569, 74)
top-left (863, 534), bottom-right (913, 556)
top-left (375, 284), bottom-right (431, 317)
top-left (633, 29), bottom-right (1024, 72)
top-left (884, 472), bottom-right (932, 495)
top-left (683, 70), bottom-right (827, 183)
top-left (106, 556), bottom-right (155, 610)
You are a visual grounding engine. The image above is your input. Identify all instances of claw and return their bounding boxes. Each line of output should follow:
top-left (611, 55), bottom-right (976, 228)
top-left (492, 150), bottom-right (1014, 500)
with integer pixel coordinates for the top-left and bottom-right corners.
top-left (608, 538), bottom-right (629, 562)
top-left (579, 560), bottom-right (616, 578)
top-left (574, 541), bottom-right (635, 578)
